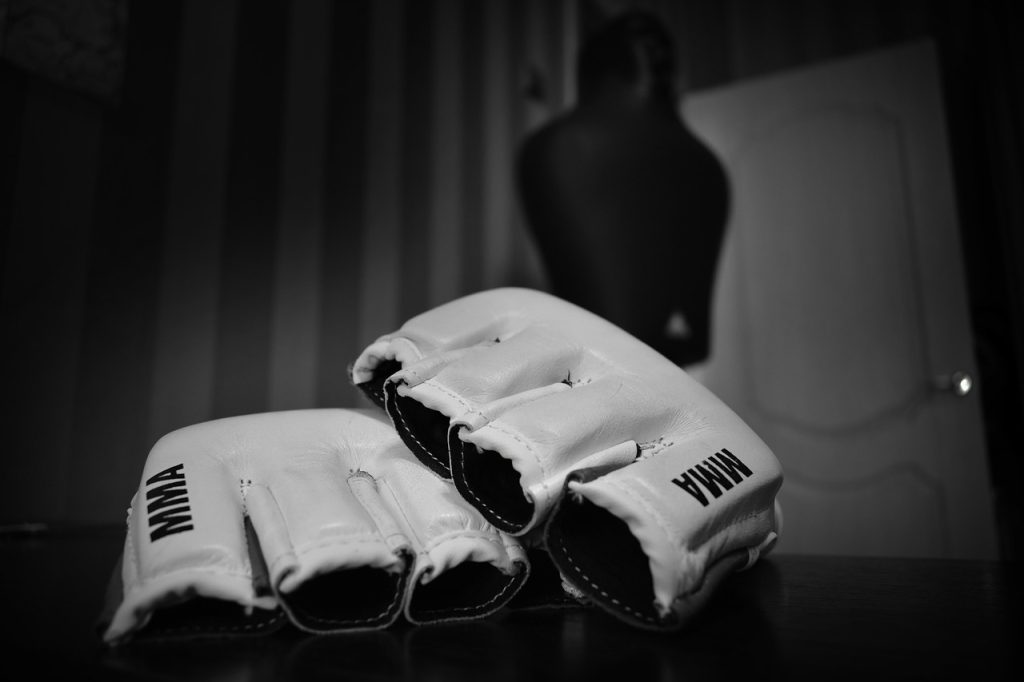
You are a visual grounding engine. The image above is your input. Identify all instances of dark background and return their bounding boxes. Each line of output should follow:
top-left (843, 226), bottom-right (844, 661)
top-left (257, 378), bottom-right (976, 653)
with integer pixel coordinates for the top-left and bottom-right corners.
top-left (1, 0), bottom-right (1022, 560)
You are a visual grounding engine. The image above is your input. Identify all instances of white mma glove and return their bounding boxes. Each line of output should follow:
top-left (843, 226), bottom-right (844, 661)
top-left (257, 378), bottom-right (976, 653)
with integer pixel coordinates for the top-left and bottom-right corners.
top-left (351, 288), bottom-right (782, 630)
top-left (101, 408), bottom-right (528, 644)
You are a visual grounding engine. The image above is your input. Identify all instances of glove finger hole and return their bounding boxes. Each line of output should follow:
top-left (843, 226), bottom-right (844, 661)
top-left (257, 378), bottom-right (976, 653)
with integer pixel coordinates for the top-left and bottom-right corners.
top-left (386, 381), bottom-right (454, 478)
top-left (449, 426), bottom-right (533, 534)
top-left (279, 564), bottom-right (409, 633)
top-left (355, 358), bottom-right (403, 408)
top-left (545, 494), bottom-right (663, 629)
top-left (407, 560), bottom-right (528, 624)
top-left (135, 597), bottom-right (286, 641)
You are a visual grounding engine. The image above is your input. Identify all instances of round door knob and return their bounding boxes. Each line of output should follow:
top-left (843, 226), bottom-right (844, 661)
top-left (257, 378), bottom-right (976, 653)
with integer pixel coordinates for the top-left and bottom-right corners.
top-left (932, 370), bottom-right (973, 397)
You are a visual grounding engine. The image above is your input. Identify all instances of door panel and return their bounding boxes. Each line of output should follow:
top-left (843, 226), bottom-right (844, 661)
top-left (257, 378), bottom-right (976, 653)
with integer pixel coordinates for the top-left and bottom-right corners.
top-left (684, 40), bottom-right (998, 558)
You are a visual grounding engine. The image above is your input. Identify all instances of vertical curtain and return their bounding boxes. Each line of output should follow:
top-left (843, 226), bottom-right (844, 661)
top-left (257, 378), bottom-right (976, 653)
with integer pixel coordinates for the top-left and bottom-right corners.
top-left (1, 0), bottom-right (575, 526)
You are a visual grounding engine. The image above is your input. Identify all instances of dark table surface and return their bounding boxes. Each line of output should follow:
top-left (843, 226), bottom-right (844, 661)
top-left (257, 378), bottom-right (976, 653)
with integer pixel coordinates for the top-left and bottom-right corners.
top-left (3, 524), bottom-right (1020, 681)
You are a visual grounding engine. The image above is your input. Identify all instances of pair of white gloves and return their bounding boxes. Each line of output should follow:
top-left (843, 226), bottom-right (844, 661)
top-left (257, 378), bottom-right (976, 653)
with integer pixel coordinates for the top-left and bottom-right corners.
top-left (101, 288), bottom-right (783, 643)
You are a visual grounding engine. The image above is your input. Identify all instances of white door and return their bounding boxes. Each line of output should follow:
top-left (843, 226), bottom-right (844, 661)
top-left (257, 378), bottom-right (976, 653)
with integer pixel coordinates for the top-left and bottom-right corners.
top-left (683, 40), bottom-right (998, 559)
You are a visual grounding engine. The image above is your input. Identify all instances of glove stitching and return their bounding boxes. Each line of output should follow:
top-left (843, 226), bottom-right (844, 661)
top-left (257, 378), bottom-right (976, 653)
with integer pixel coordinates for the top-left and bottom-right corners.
top-left (562, 372), bottom-right (593, 388)
top-left (568, 476), bottom-right (678, 624)
top-left (456, 467), bottom-right (504, 523)
top-left (393, 378), bottom-right (473, 472)
top-left (413, 568), bottom-right (523, 618)
top-left (137, 609), bottom-right (287, 638)
top-left (238, 479), bottom-right (266, 593)
top-left (392, 396), bottom-right (452, 473)
top-left (637, 437), bottom-right (673, 460)
top-left (288, 574), bottom-right (404, 627)
top-left (491, 418), bottom-right (550, 504)
top-left (465, 417), bottom-right (549, 514)
top-left (451, 420), bottom-right (540, 527)
top-left (353, 474), bottom-right (413, 553)
top-left (421, 378), bottom-right (473, 415)
top-left (557, 536), bottom-right (656, 624)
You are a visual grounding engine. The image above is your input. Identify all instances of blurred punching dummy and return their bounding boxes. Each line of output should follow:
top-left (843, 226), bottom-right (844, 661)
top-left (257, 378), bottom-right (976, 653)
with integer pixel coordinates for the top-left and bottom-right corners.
top-left (516, 10), bottom-right (729, 367)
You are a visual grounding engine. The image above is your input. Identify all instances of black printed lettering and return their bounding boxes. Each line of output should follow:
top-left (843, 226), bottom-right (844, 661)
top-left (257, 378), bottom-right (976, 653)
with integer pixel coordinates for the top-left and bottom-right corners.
top-left (671, 472), bottom-right (709, 507)
top-left (713, 448), bottom-right (754, 482)
top-left (147, 463), bottom-right (186, 486)
top-left (689, 462), bottom-right (734, 499)
top-left (145, 463), bottom-right (194, 542)
top-left (671, 448), bottom-right (755, 507)
top-left (146, 481), bottom-right (189, 514)
top-left (148, 507), bottom-right (194, 541)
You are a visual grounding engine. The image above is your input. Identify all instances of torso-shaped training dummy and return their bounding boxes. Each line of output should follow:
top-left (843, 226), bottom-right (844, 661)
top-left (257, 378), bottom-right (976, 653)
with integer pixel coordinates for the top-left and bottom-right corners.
top-left (517, 11), bottom-right (729, 367)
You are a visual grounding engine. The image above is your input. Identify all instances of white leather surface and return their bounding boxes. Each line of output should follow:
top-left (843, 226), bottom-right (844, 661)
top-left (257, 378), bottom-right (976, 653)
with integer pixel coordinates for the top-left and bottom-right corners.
top-left (104, 408), bottom-right (526, 643)
top-left (353, 287), bottom-right (783, 627)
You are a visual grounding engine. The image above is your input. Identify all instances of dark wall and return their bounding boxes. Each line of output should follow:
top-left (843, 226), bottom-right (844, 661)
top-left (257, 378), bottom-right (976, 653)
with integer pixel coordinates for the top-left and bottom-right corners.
top-left (1, 0), bottom-right (1021, 557)
top-left (0, 0), bottom-right (567, 526)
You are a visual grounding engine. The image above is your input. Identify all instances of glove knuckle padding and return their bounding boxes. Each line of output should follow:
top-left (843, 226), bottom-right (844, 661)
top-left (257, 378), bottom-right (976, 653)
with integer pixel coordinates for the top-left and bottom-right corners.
top-left (106, 423), bottom-right (284, 643)
top-left (547, 433), bottom-right (781, 630)
top-left (370, 451), bottom-right (528, 623)
top-left (351, 288), bottom-right (784, 630)
top-left (103, 409), bottom-right (528, 645)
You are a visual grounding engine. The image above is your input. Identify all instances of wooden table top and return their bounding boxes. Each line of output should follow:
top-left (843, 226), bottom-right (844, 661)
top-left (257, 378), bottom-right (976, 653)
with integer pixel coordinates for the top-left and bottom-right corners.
top-left (2, 524), bottom-right (1019, 680)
